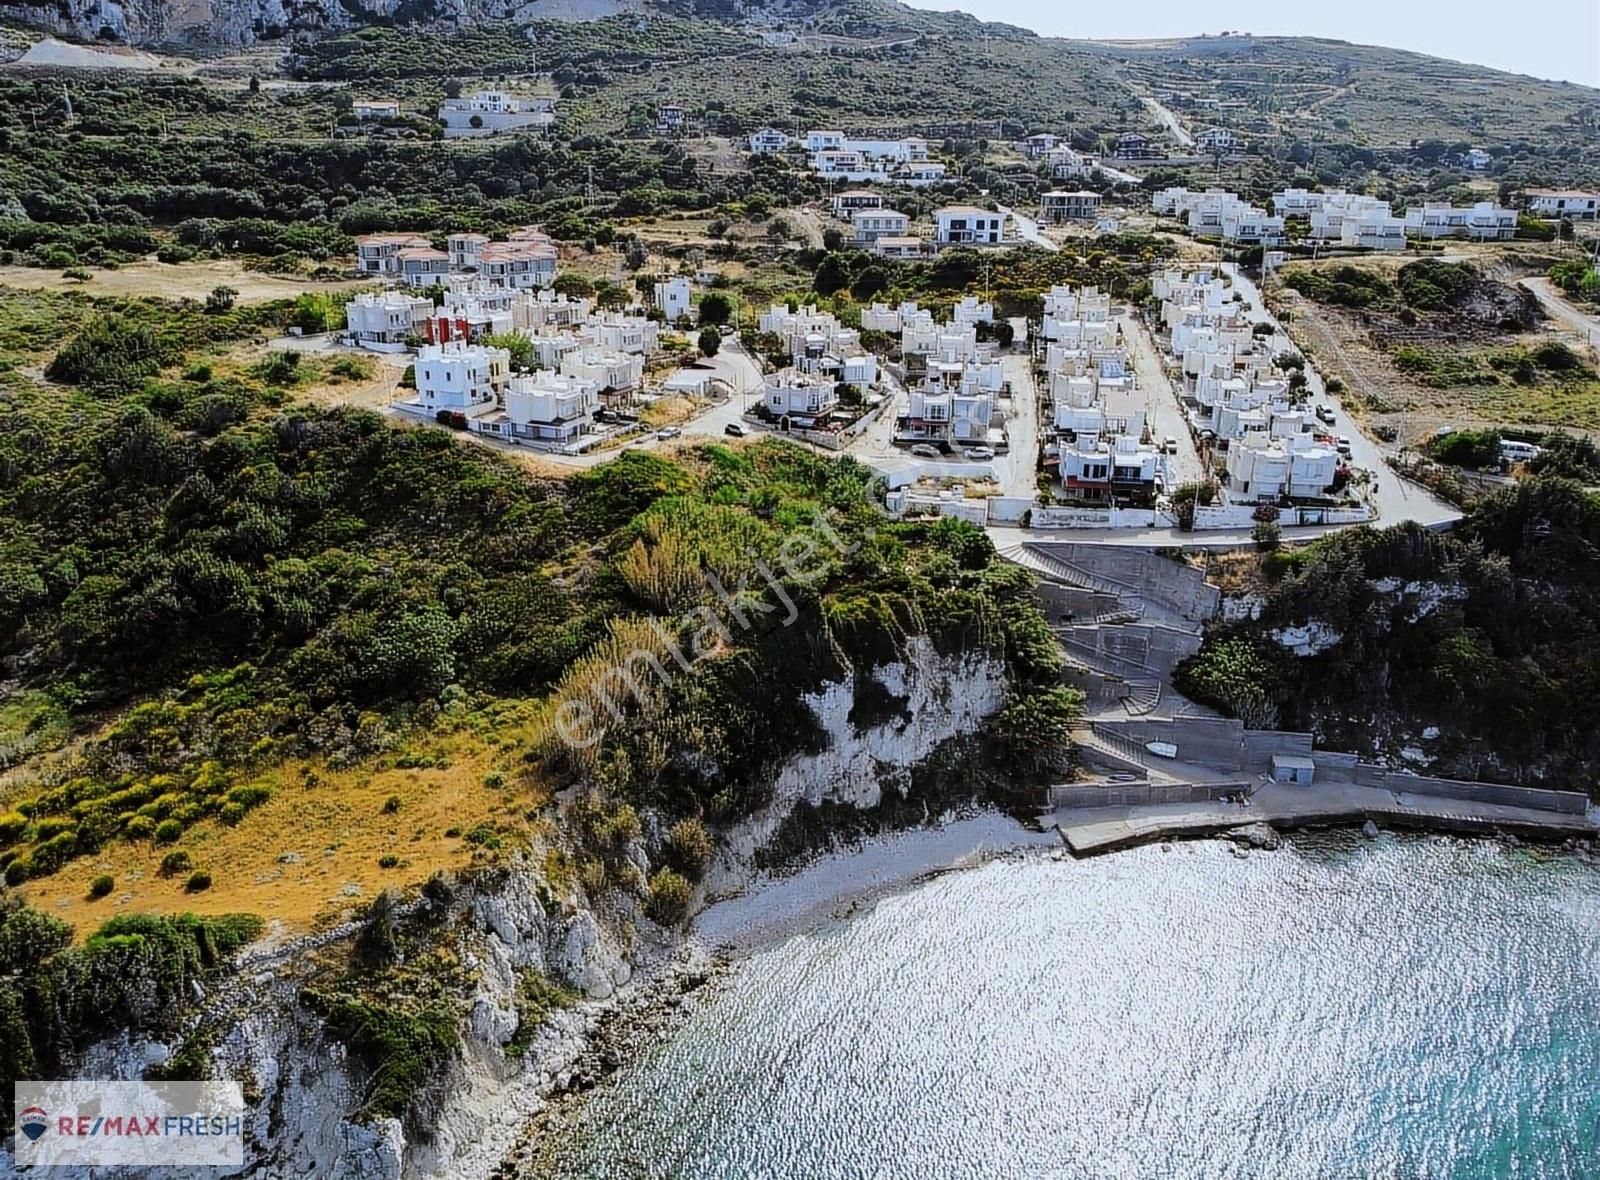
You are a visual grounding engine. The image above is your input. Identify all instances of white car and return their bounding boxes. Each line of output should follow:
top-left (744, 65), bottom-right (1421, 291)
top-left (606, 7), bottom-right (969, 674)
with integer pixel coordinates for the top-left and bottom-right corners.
top-left (909, 444), bottom-right (943, 459)
top-left (964, 446), bottom-right (996, 460)
top-left (655, 426), bottom-right (681, 440)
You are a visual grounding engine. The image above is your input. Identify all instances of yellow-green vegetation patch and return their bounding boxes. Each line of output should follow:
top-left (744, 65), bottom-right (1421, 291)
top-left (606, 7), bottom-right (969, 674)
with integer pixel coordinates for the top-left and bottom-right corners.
top-left (1389, 341), bottom-right (1600, 429)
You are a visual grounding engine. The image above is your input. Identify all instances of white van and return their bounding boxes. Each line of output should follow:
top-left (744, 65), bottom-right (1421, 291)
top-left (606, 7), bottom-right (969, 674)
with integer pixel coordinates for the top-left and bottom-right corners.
top-left (1499, 440), bottom-right (1542, 463)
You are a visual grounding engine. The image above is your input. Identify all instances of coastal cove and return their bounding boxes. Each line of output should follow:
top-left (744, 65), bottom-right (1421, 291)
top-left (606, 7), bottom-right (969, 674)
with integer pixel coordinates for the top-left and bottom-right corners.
top-left (521, 823), bottom-right (1600, 1180)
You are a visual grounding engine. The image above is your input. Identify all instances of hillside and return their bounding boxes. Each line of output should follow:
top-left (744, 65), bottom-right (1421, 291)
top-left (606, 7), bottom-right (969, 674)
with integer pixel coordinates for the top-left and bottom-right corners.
top-left (3, 1), bottom-right (1597, 150)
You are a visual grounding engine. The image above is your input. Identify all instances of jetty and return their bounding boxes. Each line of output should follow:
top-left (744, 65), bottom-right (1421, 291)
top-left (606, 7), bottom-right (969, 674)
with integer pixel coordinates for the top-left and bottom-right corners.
top-left (1051, 778), bottom-right (1599, 855)
top-left (997, 542), bottom-right (1600, 856)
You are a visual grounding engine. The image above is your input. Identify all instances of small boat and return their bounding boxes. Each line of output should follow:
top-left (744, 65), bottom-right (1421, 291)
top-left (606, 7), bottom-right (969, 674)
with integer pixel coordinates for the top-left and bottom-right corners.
top-left (1144, 740), bottom-right (1178, 759)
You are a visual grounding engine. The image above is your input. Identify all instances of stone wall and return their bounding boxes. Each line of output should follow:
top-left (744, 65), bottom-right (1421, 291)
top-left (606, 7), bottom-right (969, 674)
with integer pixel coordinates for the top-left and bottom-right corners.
top-left (1049, 781), bottom-right (1249, 808)
top-left (1029, 543), bottom-right (1221, 622)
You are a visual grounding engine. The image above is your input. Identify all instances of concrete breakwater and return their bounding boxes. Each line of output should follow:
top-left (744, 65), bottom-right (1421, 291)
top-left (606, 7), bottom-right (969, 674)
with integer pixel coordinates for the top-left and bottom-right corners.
top-left (1051, 779), bottom-right (1598, 856)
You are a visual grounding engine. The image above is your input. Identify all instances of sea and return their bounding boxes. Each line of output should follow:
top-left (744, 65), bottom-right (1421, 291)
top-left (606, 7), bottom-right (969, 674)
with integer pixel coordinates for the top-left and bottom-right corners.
top-left (535, 830), bottom-right (1600, 1179)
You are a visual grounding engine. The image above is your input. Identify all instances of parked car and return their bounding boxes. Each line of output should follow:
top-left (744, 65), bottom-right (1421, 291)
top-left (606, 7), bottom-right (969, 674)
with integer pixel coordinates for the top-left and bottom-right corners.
top-left (964, 446), bottom-right (996, 460)
top-left (655, 426), bottom-right (681, 440)
top-left (1316, 405), bottom-right (1337, 424)
top-left (1163, 436), bottom-right (1178, 454)
top-left (1336, 436), bottom-right (1352, 456)
top-left (909, 444), bottom-right (943, 459)
top-left (724, 422), bottom-right (747, 437)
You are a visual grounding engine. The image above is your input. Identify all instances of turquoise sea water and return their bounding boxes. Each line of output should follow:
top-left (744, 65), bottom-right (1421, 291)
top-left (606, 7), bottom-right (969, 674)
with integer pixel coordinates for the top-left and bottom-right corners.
top-left (541, 836), bottom-right (1600, 1180)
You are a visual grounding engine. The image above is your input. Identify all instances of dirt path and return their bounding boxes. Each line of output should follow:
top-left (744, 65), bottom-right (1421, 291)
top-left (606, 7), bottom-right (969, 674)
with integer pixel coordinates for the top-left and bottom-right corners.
top-left (0, 258), bottom-right (368, 304)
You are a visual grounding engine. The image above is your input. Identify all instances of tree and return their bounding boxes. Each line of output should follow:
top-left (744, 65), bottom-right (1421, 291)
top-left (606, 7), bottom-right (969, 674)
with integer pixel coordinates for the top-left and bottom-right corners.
top-left (698, 327), bottom-right (721, 358)
top-left (698, 292), bottom-right (733, 327)
top-left (993, 321), bottom-right (1016, 348)
top-left (205, 285), bottom-right (237, 314)
top-left (552, 272), bottom-right (595, 300)
top-left (813, 254), bottom-right (849, 296)
top-left (624, 241), bottom-right (648, 270)
top-left (822, 227), bottom-right (844, 251)
top-left (850, 265), bottom-right (889, 301)
top-left (485, 333), bottom-right (535, 371)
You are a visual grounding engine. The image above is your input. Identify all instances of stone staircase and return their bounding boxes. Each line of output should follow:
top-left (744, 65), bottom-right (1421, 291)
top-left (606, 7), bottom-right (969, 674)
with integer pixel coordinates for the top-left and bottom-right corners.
top-left (1120, 679), bottom-right (1163, 717)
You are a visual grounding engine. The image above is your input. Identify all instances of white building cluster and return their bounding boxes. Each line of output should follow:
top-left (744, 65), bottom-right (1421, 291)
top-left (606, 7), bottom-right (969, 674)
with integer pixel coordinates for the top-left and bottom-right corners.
top-left (1151, 188), bottom-right (1284, 245)
top-left (805, 130), bottom-right (949, 186)
top-left (355, 227), bottom-right (558, 290)
top-left (856, 300), bottom-right (1004, 451)
top-left (757, 304), bottom-right (880, 416)
top-left (1272, 189), bottom-right (1407, 251)
top-left (1037, 286), bottom-right (1159, 502)
top-left (1153, 269), bottom-right (1340, 502)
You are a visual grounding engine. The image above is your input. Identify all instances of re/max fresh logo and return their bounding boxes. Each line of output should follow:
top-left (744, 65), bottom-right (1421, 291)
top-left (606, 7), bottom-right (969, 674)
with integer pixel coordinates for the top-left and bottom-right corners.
top-left (14, 1081), bottom-right (245, 1167)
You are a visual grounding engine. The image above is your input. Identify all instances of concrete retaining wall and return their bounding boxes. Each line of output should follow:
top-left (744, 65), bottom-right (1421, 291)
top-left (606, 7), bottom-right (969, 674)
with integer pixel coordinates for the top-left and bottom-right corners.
top-left (1369, 769), bottom-right (1586, 815)
top-left (1034, 582), bottom-right (1122, 624)
top-left (1032, 544), bottom-right (1220, 622)
top-left (1092, 717), bottom-right (1313, 773)
top-left (1050, 781), bottom-right (1249, 808)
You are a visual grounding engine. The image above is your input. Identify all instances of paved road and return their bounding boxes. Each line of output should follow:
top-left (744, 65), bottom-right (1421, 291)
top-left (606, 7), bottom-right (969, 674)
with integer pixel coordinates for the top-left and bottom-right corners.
top-left (1520, 276), bottom-right (1600, 351)
top-left (1000, 206), bottom-right (1059, 253)
top-left (1121, 313), bottom-right (1205, 488)
top-left (1221, 264), bottom-right (1461, 530)
top-left (996, 341), bottom-right (1040, 499)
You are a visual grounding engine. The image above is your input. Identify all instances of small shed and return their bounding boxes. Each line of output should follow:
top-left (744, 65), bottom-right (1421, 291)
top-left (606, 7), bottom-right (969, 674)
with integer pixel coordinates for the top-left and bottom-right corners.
top-left (1270, 754), bottom-right (1316, 785)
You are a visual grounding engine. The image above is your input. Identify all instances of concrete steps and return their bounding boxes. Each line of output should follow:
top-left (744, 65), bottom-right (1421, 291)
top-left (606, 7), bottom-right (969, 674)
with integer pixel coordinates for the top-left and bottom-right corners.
top-left (1121, 679), bottom-right (1163, 717)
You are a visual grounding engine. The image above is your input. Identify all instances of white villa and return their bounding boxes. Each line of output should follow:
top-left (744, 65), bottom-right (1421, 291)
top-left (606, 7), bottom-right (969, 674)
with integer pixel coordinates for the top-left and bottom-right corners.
top-left (438, 90), bottom-right (555, 138)
top-left (764, 373), bottom-right (840, 423)
top-left (654, 277), bottom-right (693, 323)
top-left (1225, 431), bottom-right (1338, 500)
top-left (478, 240), bottom-right (558, 289)
top-left (353, 99), bottom-right (400, 121)
top-left (934, 206), bottom-right (1007, 246)
top-left (406, 343), bottom-right (511, 417)
top-left (345, 291), bottom-right (433, 349)
top-left (1526, 189), bottom-right (1600, 220)
top-left (494, 372), bottom-right (600, 444)
top-left (748, 128), bottom-right (791, 154)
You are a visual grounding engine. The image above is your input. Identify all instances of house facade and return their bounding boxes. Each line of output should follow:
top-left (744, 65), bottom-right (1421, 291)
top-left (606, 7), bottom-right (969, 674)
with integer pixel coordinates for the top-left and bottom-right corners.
top-left (1403, 201), bottom-right (1517, 240)
top-left (1041, 190), bottom-right (1101, 223)
top-left (438, 91), bottom-right (555, 138)
top-left (354, 233), bottom-right (431, 276)
top-left (934, 206), bottom-right (1007, 246)
top-left (345, 291), bottom-right (433, 348)
top-left (851, 208), bottom-right (911, 243)
top-left (1526, 189), bottom-right (1600, 220)
top-left (748, 128), bottom-right (790, 154)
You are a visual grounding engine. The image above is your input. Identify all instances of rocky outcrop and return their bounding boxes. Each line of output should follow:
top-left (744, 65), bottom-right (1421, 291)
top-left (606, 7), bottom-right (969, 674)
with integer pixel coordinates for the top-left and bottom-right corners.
top-left (1, 641), bottom-right (1008, 1180)
top-left (2, 0), bottom-right (646, 49)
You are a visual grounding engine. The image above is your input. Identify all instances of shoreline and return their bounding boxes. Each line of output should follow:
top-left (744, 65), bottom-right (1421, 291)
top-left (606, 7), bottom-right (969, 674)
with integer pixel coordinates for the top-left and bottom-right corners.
top-left (492, 813), bottom-right (1596, 1177)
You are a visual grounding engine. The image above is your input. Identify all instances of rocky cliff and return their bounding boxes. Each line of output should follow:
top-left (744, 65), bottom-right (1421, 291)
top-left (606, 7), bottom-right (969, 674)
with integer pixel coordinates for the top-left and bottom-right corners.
top-left (0, 641), bottom-right (1006, 1180)
top-left (0, 0), bottom-right (648, 49)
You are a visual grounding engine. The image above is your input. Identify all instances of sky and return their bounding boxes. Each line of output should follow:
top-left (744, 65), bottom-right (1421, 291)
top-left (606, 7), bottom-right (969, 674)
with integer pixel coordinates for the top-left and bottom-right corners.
top-left (903, 0), bottom-right (1600, 88)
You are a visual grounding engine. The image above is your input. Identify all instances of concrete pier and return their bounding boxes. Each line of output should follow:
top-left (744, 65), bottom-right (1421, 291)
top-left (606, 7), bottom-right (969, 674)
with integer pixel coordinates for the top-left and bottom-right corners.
top-left (1052, 780), bottom-right (1600, 855)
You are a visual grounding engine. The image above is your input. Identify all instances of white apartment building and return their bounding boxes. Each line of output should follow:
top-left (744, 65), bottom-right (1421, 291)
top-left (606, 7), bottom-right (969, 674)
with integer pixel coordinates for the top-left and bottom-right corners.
top-left (1058, 434), bottom-right (1160, 502)
top-left (934, 206), bottom-right (1007, 246)
top-left (512, 290), bottom-right (591, 334)
top-left (345, 291), bottom-right (433, 348)
top-left (654, 277), bottom-right (693, 323)
top-left (354, 99), bottom-right (400, 120)
top-left (851, 208), bottom-right (911, 244)
top-left (495, 372), bottom-right (599, 443)
top-left (1195, 126), bottom-right (1241, 152)
top-left (410, 343), bottom-right (510, 413)
top-left (585, 313), bottom-right (658, 355)
top-left (560, 348), bottom-right (644, 392)
top-left (447, 232), bottom-right (489, 270)
top-left (899, 161), bottom-right (947, 184)
top-left (657, 105), bottom-right (686, 134)
top-left (1526, 189), bottom-right (1600, 220)
top-left (1048, 147), bottom-right (1101, 180)
top-left (951, 295), bottom-right (993, 327)
top-left (1023, 133), bottom-right (1059, 157)
top-left (748, 128), bottom-right (790, 154)
top-left (1041, 191), bottom-right (1101, 223)
top-left (1225, 431), bottom-right (1338, 500)
top-left (901, 383), bottom-right (994, 445)
top-left (860, 301), bottom-right (911, 334)
top-left (1404, 202), bottom-right (1517, 240)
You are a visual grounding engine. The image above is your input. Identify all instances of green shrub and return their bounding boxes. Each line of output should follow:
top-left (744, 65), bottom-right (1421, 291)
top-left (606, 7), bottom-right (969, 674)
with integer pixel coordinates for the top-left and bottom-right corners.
top-left (319, 997), bottom-right (459, 1127)
top-left (382, 795), bottom-right (402, 814)
top-left (665, 817), bottom-right (714, 877)
top-left (0, 813), bottom-right (26, 845)
top-left (154, 819), bottom-right (184, 844)
top-left (646, 867), bottom-right (693, 925)
top-left (185, 870), bottom-right (213, 892)
top-left (160, 850), bottom-right (194, 876)
top-left (378, 854), bottom-right (400, 869)
top-left (88, 874), bottom-right (115, 899)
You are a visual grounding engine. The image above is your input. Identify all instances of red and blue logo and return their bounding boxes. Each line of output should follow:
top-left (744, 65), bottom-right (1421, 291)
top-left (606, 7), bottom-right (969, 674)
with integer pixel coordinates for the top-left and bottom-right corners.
top-left (19, 1106), bottom-right (49, 1142)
